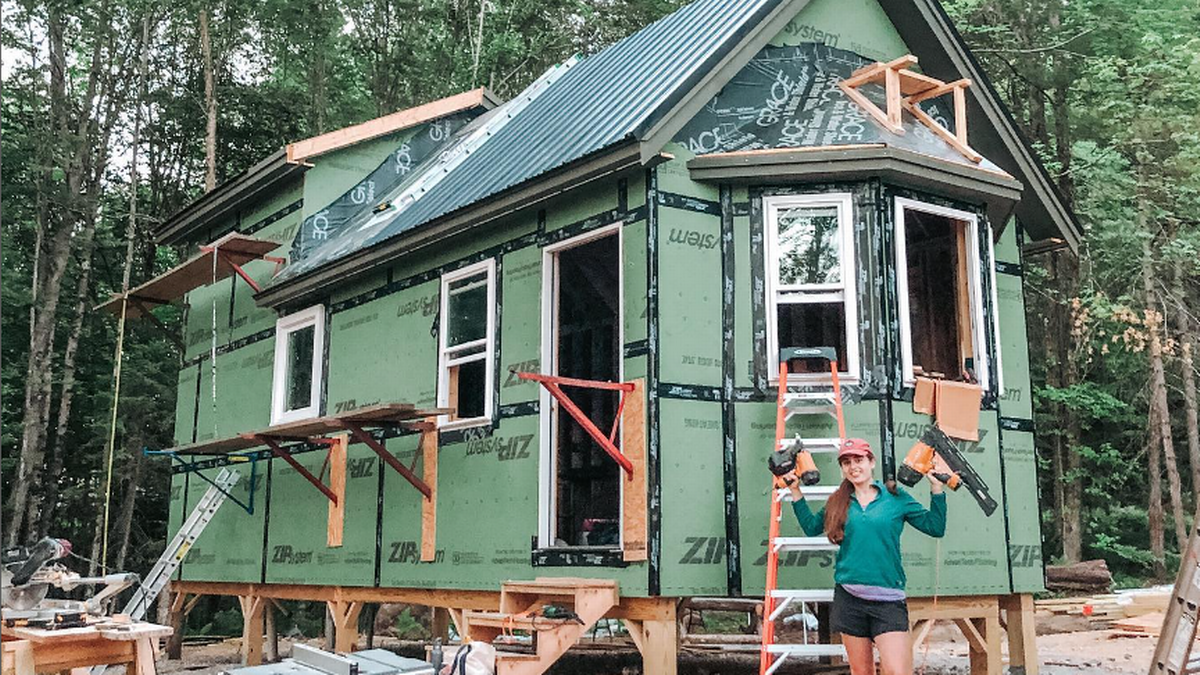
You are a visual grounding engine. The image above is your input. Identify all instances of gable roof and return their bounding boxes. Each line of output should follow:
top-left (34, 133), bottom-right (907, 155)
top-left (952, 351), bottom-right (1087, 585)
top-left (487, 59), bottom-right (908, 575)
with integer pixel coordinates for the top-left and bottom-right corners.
top-left (258, 0), bottom-right (1079, 306)
top-left (155, 88), bottom-right (497, 246)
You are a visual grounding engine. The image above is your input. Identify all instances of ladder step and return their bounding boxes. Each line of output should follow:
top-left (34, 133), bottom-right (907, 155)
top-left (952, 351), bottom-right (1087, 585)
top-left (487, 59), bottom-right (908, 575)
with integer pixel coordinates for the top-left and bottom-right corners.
top-left (770, 589), bottom-right (835, 603)
top-left (785, 408), bottom-right (837, 421)
top-left (776, 486), bottom-right (839, 502)
top-left (767, 643), bottom-right (848, 658)
top-left (784, 391), bottom-right (839, 402)
top-left (779, 437), bottom-right (841, 452)
top-left (773, 537), bottom-right (838, 552)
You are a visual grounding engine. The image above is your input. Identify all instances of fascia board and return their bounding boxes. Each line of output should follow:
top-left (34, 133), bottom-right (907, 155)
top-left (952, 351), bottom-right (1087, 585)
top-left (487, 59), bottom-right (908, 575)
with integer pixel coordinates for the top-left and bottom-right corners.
top-left (635, 0), bottom-right (813, 164)
top-left (255, 141), bottom-right (648, 311)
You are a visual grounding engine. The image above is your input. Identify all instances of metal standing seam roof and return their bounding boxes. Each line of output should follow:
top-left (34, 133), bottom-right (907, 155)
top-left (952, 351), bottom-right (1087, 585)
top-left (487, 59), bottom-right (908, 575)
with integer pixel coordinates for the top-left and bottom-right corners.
top-left (274, 0), bottom-right (790, 283)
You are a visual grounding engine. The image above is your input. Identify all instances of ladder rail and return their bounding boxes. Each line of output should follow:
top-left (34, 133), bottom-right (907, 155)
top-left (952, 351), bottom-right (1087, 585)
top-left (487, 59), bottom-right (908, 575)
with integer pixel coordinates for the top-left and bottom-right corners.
top-left (760, 352), bottom-right (846, 675)
top-left (1152, 517), bottom-right (1200, 675)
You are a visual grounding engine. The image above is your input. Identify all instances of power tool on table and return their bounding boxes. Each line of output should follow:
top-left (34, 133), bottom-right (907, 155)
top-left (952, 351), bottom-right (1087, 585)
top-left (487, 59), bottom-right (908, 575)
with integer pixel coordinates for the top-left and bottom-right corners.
top-left (898, 425), bottom-right (998, 516)
top-left (768, 436), bottom-right (820, 486)
top-left (1, 536), bottom-right (139, 628)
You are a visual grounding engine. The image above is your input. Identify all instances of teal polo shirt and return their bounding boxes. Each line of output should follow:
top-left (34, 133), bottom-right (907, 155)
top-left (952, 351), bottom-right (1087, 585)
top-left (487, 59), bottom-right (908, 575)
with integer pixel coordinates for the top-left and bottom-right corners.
top-left (792, 481), bottom-right (946, 590)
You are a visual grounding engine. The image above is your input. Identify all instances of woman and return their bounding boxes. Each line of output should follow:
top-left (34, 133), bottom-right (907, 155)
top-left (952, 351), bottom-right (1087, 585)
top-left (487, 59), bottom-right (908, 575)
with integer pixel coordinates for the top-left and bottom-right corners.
top-left (783, 438), bottom-right (946, 675)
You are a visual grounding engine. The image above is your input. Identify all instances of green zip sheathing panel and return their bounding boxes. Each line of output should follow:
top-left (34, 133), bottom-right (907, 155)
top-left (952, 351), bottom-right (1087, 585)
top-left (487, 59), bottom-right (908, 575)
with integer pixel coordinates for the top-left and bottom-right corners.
top-left (772, 0), bottom-right (910, 61)
top-left (300, 130), bottom-right (420, 223)
top-left (167, 473), bottom-right (186, 582)
top-left (498, 245), bottom-right (541, 408)
top-left (174, 364), bottom-right (199, 444)
top-left (623, 219), bottom-right (649, 347)
top-left (180, 464), bottom-right (265, 582)
top-left (657, 205), bottom-right (723, 388)
top-left (229, 259), bottom-right (279, 343)
top-left (327, 280), bottom-right (441, 414)
top-left (659, 398), bottom-right (728, 596)
top-left (994, 222), bottom-right (1044, 592)
top-left (183, 280), bottom-right (233, 362)
top-left (193, 341), bottom-right (274, 443)
top-left (265, 447), bottom-right (377, 585)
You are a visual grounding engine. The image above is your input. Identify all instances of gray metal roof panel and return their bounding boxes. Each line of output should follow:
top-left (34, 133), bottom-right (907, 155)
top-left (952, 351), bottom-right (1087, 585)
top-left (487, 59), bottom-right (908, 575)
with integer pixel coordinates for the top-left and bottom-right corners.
top-left (276, 0), bottom-right (788, 281)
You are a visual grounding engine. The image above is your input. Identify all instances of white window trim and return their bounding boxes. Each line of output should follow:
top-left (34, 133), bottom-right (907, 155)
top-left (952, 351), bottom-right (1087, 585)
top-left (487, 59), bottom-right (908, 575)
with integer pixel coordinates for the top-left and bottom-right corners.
top-left (270, 305), bottom-right (326, 425)
top-left (893, 197), bottom-right (990, 390)
top-left (987, 227), bottom-right (1004, 394)
top-left (537, 224), bottom-right (624, 550)
top-left (437, 259), bottom-right (497, 430)
top-left (763, 193), bottom-right (860, 383)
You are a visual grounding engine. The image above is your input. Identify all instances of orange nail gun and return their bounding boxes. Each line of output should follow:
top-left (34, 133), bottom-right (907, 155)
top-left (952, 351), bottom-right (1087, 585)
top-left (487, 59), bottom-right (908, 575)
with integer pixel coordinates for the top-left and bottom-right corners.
top-left (898, 425), bottom-right (997, 516)
top-left (768, 437), bottom-right (820, 486)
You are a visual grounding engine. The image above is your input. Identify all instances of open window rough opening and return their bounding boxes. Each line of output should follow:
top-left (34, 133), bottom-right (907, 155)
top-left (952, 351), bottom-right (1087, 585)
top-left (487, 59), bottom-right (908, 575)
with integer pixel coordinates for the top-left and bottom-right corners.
top-left (438, 260), bottom-right (495, 427)
top-left (895, 198), bottom-right (987, 387)
top-left (764, 193), bottom-right (858, 380)
top-left (552, 232), bottom-right (621, 548)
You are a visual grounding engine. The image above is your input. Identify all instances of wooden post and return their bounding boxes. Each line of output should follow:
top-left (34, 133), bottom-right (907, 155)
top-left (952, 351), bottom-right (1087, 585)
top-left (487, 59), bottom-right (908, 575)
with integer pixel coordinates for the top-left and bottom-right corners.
top-left (238, 595), bottom-right (265, 666)
top-left (432, 607), bottom-right (451, 641)
top-left (265, 599), bottom-right (278, 662)
top-left (1001, 593), bottom-right (1038, 675)
top-left (960, 614), bottom-right (1001, 675)
top-left (327, 599), bottom-right (363, 653)
top-left (134, 637), bottom-right (157, 675)
top-left (622, 379), bottom-right (647, 562)
top-left (421, 421), bottom-right (438, 562)
top-left (328, 434), bottom-right (348, 547)
top-left (639, 599), bottom-right (677, 675)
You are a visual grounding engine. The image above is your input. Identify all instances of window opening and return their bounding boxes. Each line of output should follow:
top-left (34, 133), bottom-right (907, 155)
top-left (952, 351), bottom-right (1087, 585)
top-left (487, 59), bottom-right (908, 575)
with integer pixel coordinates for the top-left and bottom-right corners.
top-left (271, 305), bottom-right (325, 424)
top-left (438, 260), bottom-right (495, 426)
top-left (764, 194), bottom-right (858, 379)
top-left (552, 233), bottom-right (621, 547)
top-left (895, 199), bottom-right (987, 387)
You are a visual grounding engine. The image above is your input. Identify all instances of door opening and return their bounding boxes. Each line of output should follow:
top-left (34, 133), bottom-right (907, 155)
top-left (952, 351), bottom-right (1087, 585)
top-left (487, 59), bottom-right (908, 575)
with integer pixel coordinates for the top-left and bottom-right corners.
top-left (549, 231), bottom-right (621, 547)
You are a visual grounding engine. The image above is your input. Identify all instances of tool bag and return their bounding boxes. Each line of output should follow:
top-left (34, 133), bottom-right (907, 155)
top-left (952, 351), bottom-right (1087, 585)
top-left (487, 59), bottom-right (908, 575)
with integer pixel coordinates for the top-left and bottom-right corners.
top-left (445, 641), bottom-right (496, 675)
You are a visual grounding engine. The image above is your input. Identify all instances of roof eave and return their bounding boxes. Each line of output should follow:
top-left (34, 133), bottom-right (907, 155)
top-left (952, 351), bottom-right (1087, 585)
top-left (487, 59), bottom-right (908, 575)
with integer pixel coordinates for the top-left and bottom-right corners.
top-left (879, 0), bottom-right (1081, 251)
top-left (256, 140), bottom-right (654, 311)
top-left (155, 148), bottom-right (303, 246)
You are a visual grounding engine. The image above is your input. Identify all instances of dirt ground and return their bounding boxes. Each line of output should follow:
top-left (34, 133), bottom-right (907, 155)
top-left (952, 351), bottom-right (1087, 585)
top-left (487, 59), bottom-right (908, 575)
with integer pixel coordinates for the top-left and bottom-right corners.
top-left (156, 619), bottom-right (1157, 675)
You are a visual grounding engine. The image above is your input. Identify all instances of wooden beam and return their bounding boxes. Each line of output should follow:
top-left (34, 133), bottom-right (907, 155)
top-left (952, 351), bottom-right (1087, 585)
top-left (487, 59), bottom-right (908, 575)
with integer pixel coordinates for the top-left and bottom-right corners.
top-left (640, 601), bottom-right (678, 675)
top-left (420, 421), bottom-right (439, 562)
top-left (838, 81), bottom-right (903, 134)
top-left (327, 600), bottom-right (363, 653)
top-left (622, 379), bottom-right (648, 562)
top-left (954, 617), bottom-right (987, 653)
top-left (328, 434), bottom-right (348, 547)
top-left (237, 595), bottom-right (266, 666)
top-left (910, 618), bottom-right (935, 652)
top-left (1001, 594), bottom-right (1038, 675)
top-left (885, 66), bottom-right (902, 129)
top-left (905, 78), bottom-right (972, 105)
top-left (902, 99), bottom-right (983, 163)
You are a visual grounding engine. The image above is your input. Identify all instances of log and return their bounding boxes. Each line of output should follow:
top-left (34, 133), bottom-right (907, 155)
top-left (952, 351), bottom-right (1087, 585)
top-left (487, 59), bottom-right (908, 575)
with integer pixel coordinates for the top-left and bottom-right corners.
top-left (679, 598), bottom-right (763, 613)
top-left (1045, 559), bottom-right (1112, 593)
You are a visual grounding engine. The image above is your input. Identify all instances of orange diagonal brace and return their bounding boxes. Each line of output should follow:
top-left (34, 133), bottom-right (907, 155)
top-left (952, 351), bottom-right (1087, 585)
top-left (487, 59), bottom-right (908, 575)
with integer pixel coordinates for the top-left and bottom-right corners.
top-left (516, 371), bottom-right (635, 478)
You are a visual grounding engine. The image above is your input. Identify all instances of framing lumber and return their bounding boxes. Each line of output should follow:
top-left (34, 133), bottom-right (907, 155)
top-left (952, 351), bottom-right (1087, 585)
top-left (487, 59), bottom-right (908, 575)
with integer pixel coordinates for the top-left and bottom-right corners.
top-left (420, 420), bottom-right (438, 562)
top-left (327, 600), bottom-right (363, 653)
top-left (96, 233), bottom-right (283, 317)
top-left (238, 594), bottom-right (266, 666)
top-left (908, 595), bottom-right (1010, 675)
top-left (1001, 593), bottom-right (1039, 675)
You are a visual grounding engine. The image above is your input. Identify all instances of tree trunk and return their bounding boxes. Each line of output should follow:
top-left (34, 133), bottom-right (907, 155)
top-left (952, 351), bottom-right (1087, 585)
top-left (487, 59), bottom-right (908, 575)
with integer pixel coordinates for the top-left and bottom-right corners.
top-left (1143, 222), bottom-right (1187, 554)
top-left (1174, 260), bottom-right (1200, 504)
top-left (1148, 405), bottom-right (1167, 580)
top-left (114, 449), bottom-right (145, 570)
top-left (200, 8), bottom-right (217, 192)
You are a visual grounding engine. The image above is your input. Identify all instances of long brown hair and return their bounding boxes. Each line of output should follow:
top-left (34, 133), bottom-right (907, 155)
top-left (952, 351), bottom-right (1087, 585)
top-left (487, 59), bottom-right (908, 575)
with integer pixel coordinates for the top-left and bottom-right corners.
top-left (823, 477), bottom-right (900, 544)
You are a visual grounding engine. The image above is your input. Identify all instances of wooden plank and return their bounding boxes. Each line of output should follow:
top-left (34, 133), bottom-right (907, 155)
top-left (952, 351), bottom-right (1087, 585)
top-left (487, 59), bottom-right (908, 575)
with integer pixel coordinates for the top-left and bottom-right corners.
top-left (902, 99), bottom-right (983, 163)
top-left (622, 379), bottom-right (648, 562)
top-left (134, 637), bottom-right (157, 675)
top-left (421, 422), bottom-right (439, 562)
top-left (906, 78), bottom-right (972, 105)
top-left (838, 81), bottom-right (903, 134)
top-left (1, 640), bottom-right (34, 675)
top-left (885, 66), bottom-right (902, 129)
top-left (328, 433), bottom-right (348, 547)
top-left (287, 89), bottom-right (488, 163)
top-left (955, 221), bottom-right (974, 369)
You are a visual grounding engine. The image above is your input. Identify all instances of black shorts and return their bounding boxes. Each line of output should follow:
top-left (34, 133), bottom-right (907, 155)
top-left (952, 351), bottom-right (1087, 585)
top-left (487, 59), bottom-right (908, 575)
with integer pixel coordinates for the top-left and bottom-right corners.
top-left (830, 585), bottom-right (910, 638)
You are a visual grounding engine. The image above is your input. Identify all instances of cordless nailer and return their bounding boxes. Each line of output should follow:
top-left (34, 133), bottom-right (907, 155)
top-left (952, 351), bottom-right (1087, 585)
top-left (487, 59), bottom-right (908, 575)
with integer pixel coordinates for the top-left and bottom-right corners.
top-left (768, 436), bottom-right (820, 486)
top-left (898, 425), bottom-right (997, 516)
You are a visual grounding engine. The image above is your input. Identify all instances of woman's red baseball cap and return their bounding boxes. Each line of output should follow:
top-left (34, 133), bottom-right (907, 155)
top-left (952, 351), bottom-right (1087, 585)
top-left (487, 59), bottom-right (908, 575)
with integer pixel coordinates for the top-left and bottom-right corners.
top-left (838, 438), bottom-right (874, 461)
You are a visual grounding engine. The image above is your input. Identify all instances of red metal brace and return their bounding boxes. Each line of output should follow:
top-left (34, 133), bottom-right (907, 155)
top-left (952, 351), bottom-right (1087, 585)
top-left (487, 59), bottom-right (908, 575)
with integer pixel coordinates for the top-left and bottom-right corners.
top-left (515, 372), bottom-right (635, 478)
top-left (255, 435), bottom-right (338, 505)
top-left (341, 422), bottom-right (432, 499)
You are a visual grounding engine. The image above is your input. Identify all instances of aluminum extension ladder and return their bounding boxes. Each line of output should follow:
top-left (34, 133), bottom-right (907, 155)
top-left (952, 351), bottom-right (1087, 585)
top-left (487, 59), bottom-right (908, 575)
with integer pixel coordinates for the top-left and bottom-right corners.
top-left (122, 466), bottom-right (241, 620)
top-left (760, 347), bottom-right (848, 675)
top-left (1152, 514), bottom-right (1200, 675)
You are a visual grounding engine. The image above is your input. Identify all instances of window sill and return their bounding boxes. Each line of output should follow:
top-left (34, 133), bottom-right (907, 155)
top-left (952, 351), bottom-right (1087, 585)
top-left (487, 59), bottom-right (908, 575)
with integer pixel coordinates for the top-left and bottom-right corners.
top-left (531, 547), bottom-right (629, 568)
top-left (438, 416), bottom-right (492, 431)
top-left (271, 408), bottom-right (320, 426)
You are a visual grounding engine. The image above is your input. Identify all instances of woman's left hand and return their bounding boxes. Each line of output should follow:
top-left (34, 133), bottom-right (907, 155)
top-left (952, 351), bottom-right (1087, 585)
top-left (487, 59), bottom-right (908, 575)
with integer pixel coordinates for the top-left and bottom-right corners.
top-left (927, 473), bottom-right (944, 494)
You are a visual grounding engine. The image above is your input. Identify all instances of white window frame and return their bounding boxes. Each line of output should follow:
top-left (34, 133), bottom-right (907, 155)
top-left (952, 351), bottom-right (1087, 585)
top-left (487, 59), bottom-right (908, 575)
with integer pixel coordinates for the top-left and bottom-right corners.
top-left (893, 197), bottom-right (990, 390)
top-left (987, 227), bottom-right (1004, 393)
top-left (537, 224), bottom-right (624, 549)
top-left (437, 259), bottom-right (496, 430)
top-left (763, 193), bottom-right (859, 383)
top-left (270, 305), bottom-right (326, 425)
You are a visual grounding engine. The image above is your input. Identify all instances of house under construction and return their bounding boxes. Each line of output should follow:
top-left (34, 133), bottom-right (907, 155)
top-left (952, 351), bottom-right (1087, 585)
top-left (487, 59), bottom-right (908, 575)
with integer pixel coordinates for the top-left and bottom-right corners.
top-left (107, 0), bottom-right (1080, 671)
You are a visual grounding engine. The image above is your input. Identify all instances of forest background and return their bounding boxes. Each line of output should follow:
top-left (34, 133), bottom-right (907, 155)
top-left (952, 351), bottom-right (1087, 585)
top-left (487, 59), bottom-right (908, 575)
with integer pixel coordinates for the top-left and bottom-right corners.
top-left (3, 0), bottom-right (1200, 636)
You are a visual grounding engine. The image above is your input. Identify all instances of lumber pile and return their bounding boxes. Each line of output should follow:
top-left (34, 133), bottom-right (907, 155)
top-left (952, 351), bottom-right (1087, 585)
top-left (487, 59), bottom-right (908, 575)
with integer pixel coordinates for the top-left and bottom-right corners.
top-left (1109, 612), bottom-right (1165, 638)
top-left (1045, 559), bottom-right (1113, 593)
top-left (1034, 585), bottom-right (1173, 630)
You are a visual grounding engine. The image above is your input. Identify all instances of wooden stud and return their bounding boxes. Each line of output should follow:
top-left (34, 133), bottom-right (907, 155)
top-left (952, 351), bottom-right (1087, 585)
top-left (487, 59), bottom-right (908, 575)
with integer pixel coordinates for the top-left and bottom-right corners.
top-left (838, 81), bottom-right (904, 134)
top-left (901, 99), bottom-right (983, 163)
top-left (641, 605), bottom-right (678, 675)
top-left (237, 595), bottom-right (266, 666)
top-left (432, 607), bottom-right (451, 641)
top-left (622, 379), bottom-right (648, 562)
top-left (328, 434), bottom-right (348, 548)
top-left (910, 618), bottom-right (935, 652)
top-left (954, 221), bottom-right (975, 371)
top-left (885, 66), bottom-right (903, 130)
top-left (421, 420), bottom-right (439, 562)
top-left (448, 608), bottom-right (466, 637)
top-left (953, 617), bottom-right (987, 653)
top-left (954, 84), bottom-right (969, 145)
top-left (1001, 594), bottom-right (1039, 675)
top-left (905, 78), bottom-right (972, 105)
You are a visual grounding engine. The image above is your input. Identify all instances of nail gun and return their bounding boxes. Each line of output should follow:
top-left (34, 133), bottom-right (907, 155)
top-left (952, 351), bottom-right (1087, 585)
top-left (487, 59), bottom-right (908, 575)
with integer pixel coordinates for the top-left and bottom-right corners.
top-left (898, 425), bottom-right (997, 516)
top-left (768, 437), bottom-right (820, 486)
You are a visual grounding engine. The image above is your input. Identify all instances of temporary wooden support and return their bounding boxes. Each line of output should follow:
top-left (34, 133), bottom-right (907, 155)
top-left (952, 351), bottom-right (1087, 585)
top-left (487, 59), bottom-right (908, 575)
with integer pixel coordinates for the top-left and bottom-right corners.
top-left (238, 594), bottom-right (266, 665)
top-left (1000, 593), bottom-right (1039, 675)
top-left (327, 433), bottom-right (348, 547)
top-left (837, 54), bottom-right (982, 163)
top-left (420, 420), bottom-right (439, 562)
top-left (909, 594), bottom-right (1019, 675)
top-left (258, 436), bottom-right (340, 505)
top-left (326, 600), bottom-right (364, 653)
top-left (343, 421), bottom-right (432, 498)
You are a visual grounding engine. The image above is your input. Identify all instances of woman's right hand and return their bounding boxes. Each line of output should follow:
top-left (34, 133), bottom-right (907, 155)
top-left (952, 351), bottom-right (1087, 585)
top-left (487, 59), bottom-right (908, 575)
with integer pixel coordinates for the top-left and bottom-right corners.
top-left (775, 472), bottom-right (803, 500)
